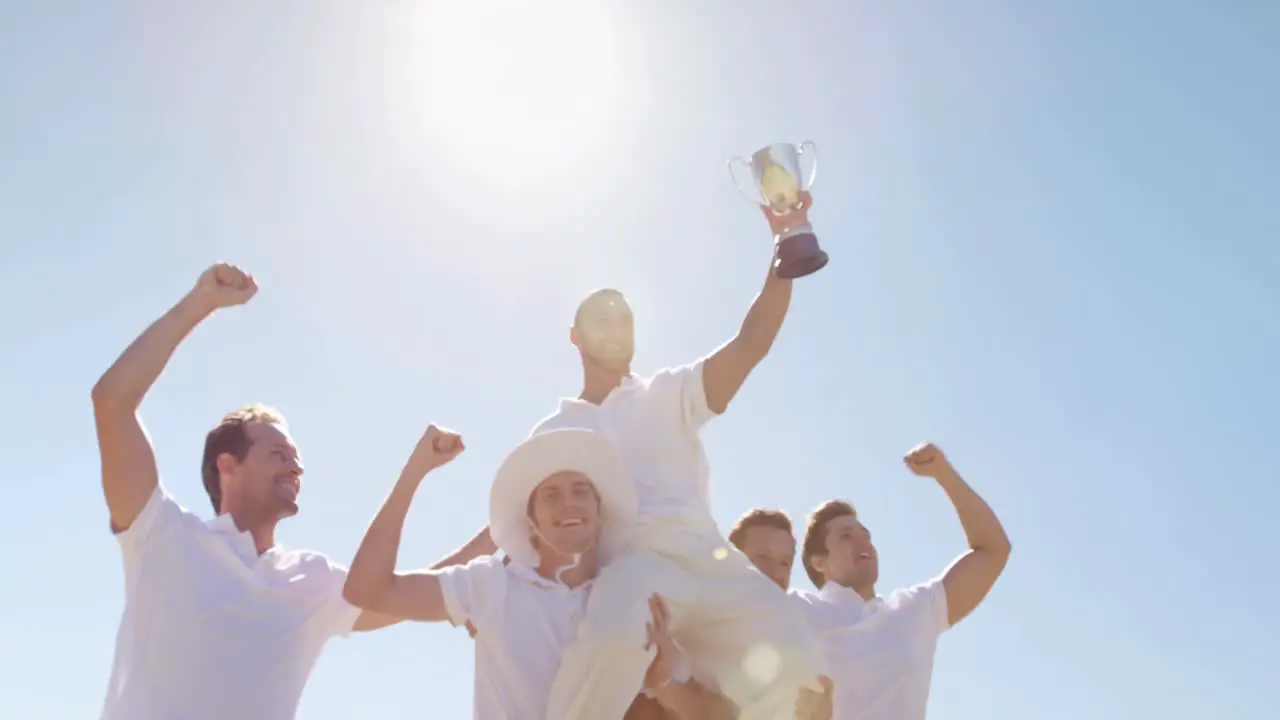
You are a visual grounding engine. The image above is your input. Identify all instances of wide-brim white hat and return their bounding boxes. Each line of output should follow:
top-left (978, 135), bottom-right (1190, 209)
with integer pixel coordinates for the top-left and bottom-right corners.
top-left (489, 428), bottom-right (637, 569)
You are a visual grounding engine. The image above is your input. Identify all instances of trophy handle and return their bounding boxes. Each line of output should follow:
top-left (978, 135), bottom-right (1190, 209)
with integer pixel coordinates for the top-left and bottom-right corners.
top-left (727, 156), bottom-right (764, 205)
top-left (798, 140), bottom-right (818, 190)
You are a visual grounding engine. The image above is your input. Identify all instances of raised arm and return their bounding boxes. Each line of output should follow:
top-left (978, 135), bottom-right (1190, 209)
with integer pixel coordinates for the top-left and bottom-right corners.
top-left (904, 443), bottom-right (1012, 626)
top-left (92, 264), bottom-right (256, 532)
top-left (343, 425), bottom-right (467, 622)
top-left (701, 194), bottom-right (811, 414)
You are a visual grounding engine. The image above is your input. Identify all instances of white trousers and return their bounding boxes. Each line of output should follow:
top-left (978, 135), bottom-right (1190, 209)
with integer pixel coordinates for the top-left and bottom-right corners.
top-left (546, 516), bottom-right (825, 720)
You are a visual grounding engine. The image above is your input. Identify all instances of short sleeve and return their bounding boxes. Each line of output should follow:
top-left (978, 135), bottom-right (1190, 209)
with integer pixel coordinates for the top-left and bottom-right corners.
top-left (114, 484), bottom-right (186, 560)
top-left (894, 576), bottom-right (950, 637)
top-left (437, 555), bottom-right (507, 629)
top-left (650, 359), bottom-right (718, 431)
top-left (309, 560), bottom-right (363, 639)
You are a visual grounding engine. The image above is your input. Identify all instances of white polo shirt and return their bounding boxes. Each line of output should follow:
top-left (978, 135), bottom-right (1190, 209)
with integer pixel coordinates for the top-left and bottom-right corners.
top-left (531, 360), bottom-right (718, 522)
top-left (438, 555), bottom-right (594, 720)
top-left (792, 578), bottom-right (951, 720)
top-left (99, 485), bottom-right (360, 720)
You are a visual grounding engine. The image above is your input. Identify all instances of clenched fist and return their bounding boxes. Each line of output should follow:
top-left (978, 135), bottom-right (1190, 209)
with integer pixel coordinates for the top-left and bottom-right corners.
top-left (190, 263), bottom-right (257, 312)
top-left (903, 442), bottom-right (956, 479)
top-left (406, 424), bottom-right (465, 478)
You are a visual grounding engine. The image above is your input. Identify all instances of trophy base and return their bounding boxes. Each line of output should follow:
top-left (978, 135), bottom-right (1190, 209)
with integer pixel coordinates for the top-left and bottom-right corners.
top-left (774, 231), bottom-right (829, 279)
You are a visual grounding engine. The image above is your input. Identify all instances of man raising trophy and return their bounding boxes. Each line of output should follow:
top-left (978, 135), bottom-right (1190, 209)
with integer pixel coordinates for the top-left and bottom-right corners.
top-left (530, 171), bottom-right (830, 720)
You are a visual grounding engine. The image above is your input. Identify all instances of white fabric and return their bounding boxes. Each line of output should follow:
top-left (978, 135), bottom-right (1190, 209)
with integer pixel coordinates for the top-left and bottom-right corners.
top-left (99, 485), bottom-right (360, 720)
top-left (531, 362), bottom-right (715, 519)
top-left (489, 428), bottom-right (637, 568)
top-left (793, 578), bottom-right (951, 720)
top-left (535, 361), bottom-right (827, 720)
top-left (438, 555), bottom-right (593, 720)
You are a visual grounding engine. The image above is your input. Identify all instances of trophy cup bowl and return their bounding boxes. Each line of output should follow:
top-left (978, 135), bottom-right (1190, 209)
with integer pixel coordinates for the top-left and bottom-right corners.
top-left (729, 141), bottom-right (828, 279)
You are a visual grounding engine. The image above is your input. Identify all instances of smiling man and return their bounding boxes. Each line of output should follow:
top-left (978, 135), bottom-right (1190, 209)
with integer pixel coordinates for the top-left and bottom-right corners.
top-left (93, 264), bottom-right (405, 720)
top-left (796, 443), bottom-right (1012, 720)
top-left (344, 426), bottom-right (732, 720)
top-left (532, 195), bottom-right (828, 720)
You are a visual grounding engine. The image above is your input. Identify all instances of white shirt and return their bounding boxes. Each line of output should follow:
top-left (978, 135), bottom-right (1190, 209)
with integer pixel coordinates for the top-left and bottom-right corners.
top-left (100, 486), bottom-right (360, 720)
top-left (531, 360), bottom-right (718, 521)
top-left (792, 579), bottom-right (951, 720)
top-left (438, 555), bottom-right (594, 720)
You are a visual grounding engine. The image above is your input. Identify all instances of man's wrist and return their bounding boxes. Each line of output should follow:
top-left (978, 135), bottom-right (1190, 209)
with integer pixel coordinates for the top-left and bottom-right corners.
top-left (932, 467), bottom-right (963, 487)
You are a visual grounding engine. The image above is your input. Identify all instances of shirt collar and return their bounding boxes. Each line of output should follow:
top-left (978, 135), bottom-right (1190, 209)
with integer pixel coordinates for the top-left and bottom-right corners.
top-left (558, 375), bottom-right (642, 410)
top-left (507, 558), bottom-right (595, 592)
top-left (206, 513), bottom-right (278, 557)
top-left (818, 581), bottom-right (879, 607)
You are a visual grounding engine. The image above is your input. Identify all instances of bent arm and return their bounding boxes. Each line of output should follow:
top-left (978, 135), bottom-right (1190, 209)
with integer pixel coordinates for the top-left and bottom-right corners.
top-left (93, 294), bottom-right (212, 532)
top-left (938, 469), bottom-right (1012, 626)
top-left (351, 525), bottom-right (495, 632)
top-left (701, 264), bottom-right (792, 415)
top-left (344, 467), bottom-right (453, 623)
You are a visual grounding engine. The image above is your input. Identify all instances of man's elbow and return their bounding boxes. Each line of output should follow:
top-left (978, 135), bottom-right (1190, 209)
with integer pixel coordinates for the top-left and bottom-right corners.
top-left (342, 577), bottom-right (383, 612)
top-left (91, 375), bottom-right (138, 412)
top-left (981, 535), bottom-right (1012, 568)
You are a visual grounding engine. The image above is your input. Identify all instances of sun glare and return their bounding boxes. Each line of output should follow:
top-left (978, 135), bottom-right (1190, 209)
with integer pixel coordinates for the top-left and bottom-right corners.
top-left (410, 2), bottom-right (627, 186)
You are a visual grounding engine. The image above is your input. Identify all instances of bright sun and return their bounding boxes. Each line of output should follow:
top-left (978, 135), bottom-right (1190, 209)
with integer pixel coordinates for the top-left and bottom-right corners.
top-left (409, 1), bottom-right (628, 186)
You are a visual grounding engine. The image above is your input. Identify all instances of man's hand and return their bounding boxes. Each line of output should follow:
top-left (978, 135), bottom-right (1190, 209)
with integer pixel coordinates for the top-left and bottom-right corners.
top-left (762, 190), bottom-right (813, 238)
top-left (796, 675), bottom-right (834, 720)
top-left (642, 593), bottom-right (676, 694)
top-left (904, 442), bottom-right (957, 480)
top-left (188, 263), bottom-right (258, 313)
top-left (405, 424), bottom-right (465, 480)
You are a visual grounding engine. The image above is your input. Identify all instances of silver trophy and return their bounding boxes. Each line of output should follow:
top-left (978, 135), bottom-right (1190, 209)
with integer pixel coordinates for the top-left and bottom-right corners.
top-left (729, 141), bottom-right (827, 279)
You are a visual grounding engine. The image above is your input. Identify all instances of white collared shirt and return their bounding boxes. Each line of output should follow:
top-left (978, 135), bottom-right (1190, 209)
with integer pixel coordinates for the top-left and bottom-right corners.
top-left (792, 578), bottom-right (950, 720)
top-left (531, 360), bottom-right (718, 521)
top-left (438, 555), bottom-right (594, 720)
top-left (99, 485), bottom-right (360, 720)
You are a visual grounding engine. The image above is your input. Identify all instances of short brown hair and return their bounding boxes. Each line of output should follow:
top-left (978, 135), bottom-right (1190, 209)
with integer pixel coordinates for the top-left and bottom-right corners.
top-left (200, 404), bottom-right (286, 513)
top-left (801, 500), bottom-right (856, 588)
top-left (728, 508), bottom-right (793, 552)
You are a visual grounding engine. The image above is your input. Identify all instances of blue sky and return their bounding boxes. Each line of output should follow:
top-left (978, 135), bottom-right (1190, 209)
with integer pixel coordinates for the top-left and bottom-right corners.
top-left (2, 1), bottom-right (1277, 718)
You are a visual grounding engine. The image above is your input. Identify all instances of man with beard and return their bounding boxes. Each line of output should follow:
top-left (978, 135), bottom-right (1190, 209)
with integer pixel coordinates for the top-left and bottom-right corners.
top-left (533, 196), bottom-right (827, 720)
top-left (797, 443), bottom-right (1012, 720)
top-left (92, 263), bottom-right (440, 719)
top-left (344, 425), bottom-right (734, 719)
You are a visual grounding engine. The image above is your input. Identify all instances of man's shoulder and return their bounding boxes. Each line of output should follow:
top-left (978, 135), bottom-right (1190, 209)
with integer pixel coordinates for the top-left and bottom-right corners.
top-left (441, 553), bottom-right (510, 581)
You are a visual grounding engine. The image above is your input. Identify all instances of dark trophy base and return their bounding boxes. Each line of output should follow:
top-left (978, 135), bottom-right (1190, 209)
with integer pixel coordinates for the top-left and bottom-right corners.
top-left (774, 231), bottom-right (829, 279)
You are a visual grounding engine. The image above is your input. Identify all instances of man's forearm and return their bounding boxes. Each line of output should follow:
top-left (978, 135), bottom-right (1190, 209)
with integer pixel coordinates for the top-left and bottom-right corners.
top-left (92, 294), bottom-right (210, 409)
top-left (654, 680), bottom-right (737, 720)
top-left (344, 472), bottom-right (421, 608)
top-left (937, 469), bottom-right (1010, 556)
top-left (737, 267), bottom-right (792, 357)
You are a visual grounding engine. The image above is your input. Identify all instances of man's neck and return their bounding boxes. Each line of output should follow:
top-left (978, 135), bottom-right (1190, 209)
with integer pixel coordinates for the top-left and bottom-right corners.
top-left (849, 582), bottom-right (876, 601)
top-left (580, 364), bottom-right (629, 405)
top-left (829, 578), bottom-right (876, 601)
top-left (536, 553), bottom-right (598, 588)
top-left (224, 508), bottom-right (277, 555)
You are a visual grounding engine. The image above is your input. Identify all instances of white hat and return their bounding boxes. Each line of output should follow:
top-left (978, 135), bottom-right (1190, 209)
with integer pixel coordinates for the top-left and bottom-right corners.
top-left (489, 428), bottom-right (637, 568)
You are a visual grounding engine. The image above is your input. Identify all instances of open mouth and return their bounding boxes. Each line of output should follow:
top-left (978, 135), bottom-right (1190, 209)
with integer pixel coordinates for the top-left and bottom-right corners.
top-left (555, 518), bottom-right (585, 528)
top-left (275, 476), bottom-right (300, 500)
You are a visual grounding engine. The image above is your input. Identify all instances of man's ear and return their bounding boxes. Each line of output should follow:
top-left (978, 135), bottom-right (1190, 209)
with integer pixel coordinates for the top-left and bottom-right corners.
top-left (810, 552), bottom-right (829, 575)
